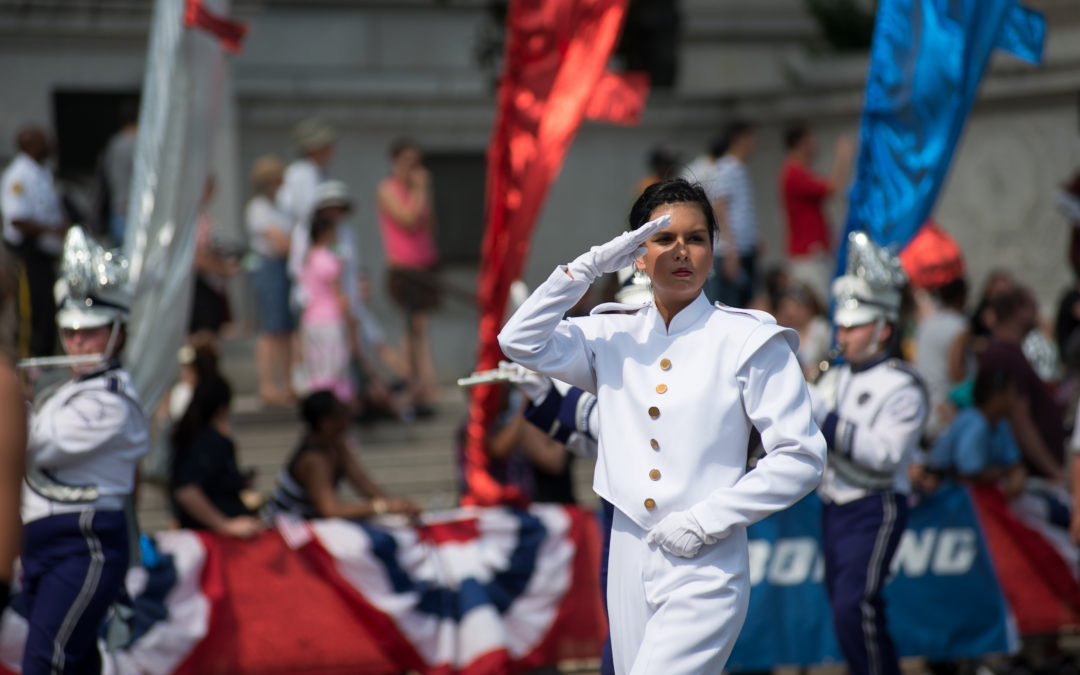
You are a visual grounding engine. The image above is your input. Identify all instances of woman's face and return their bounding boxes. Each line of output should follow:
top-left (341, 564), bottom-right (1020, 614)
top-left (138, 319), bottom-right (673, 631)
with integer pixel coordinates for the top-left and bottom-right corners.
top-left (318, 406), bottom-right (350, 439)
top-left (634, 202), bottom-right (712, 307)
top-left (392, 148), bottom-right (421, 176)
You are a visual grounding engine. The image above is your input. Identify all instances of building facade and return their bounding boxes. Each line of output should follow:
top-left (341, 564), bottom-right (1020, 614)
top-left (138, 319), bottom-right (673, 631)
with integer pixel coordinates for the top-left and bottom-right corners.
top-left (1, 0), bottom-right (1078, 377)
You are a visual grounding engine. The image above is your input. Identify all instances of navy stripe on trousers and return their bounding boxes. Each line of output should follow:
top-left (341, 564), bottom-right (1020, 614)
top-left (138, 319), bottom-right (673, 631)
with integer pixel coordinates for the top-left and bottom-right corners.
top-left (822, 493), bottom-right (908, 675)
top-left (21, 509), bottom-right (129, 675)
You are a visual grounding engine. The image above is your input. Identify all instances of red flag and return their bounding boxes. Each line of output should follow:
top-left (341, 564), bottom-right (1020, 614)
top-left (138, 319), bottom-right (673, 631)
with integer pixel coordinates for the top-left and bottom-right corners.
top-left (970, 484), bottom-right (1080, 634)
top-left (184, 0), bottom-right (248, 53)
top-left (586, 71), bottom-right (650, 126)
top-left (463, 0), bottom-right (637, 506)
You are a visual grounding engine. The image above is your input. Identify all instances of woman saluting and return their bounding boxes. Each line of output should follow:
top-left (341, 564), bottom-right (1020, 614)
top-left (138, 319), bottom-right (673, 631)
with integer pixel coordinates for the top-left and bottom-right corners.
top-left (499, 179), bottom-right (825, 674)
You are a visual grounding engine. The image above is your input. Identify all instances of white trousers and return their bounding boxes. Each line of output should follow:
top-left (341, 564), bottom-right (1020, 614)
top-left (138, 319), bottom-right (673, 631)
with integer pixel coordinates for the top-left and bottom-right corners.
top-left (607, 508), bottom-right (751, 675)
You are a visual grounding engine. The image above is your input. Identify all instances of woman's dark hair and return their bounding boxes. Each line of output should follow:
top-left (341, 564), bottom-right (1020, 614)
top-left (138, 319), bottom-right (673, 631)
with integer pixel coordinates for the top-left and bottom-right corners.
top-left (628, 178), bottom-right (717, 245)
top-left (301, 390), bottom-right (344, 431)
top-left (389, 137), bottom-right (419, 159)
top-left (171, 374), bottom-right (232, 456)
top-left (717, 119), bottom-right (755, 156)
top-left (309, 215), bottom-right (336, 245)
top-left (973, 366), bottom-right (1014, 408)
top-left (784, 122), bottom-right (811, 151)
top-left (934, 277), bottom-right (968, 311)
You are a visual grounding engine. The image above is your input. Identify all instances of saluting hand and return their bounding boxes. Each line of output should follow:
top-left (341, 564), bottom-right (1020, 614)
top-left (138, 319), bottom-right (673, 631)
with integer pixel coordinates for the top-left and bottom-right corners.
top-left (566, 214), bottom-right (671, 284)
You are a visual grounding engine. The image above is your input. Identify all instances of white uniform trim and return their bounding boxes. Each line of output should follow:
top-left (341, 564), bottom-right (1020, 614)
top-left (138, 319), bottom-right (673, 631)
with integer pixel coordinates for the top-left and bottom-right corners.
top-left (51, 509), bottom-right (105, 674)
top-left (862, 494), bottom-right (898, 675)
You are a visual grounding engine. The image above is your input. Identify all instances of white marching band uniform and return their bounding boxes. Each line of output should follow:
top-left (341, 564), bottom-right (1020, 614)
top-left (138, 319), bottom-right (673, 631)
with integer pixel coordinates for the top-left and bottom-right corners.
top-left (809, 232), bottom-right (927, 675)
top-left (19, 227), bottom-right (149, 675)
top-left (811, 359), bottom-right (927, 505)
top-left (499, 218), bottom-right (825, 674)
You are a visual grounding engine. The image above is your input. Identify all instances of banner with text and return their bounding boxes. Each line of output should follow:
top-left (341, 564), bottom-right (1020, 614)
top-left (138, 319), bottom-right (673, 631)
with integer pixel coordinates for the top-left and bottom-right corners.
top-left (728, 484), bottom-right (1016, 671)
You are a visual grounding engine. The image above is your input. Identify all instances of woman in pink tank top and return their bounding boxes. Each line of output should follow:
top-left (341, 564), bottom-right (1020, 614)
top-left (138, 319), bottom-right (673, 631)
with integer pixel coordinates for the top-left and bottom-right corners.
top-left (376, 139), bottom-right (440, 414)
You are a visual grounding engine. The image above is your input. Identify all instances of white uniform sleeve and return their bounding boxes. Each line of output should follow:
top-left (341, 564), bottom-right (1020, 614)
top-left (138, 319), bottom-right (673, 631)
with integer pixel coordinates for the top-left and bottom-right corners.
top-left (29, 391), bottom-right (131, 469)
top-left (497, 266), bottom-right (598, 394)
top-left (689, 325), bottom-right (826, 538)
top-left (831, 384), bottom-right (926, 472)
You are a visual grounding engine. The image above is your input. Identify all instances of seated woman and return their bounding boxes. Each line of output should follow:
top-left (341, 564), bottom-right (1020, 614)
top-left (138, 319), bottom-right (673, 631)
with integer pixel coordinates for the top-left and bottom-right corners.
top-left (915, 365), bottom-right (1025, 497)
top-left (170, 374), bottom-right (264, 538)
top-left (266, 390), bottom-right (421, 520)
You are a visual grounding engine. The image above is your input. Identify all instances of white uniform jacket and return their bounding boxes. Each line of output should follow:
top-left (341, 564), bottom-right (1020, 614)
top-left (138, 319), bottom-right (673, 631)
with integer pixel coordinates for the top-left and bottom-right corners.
top-left (499, 267), bottom-right (826, 536)
top-left (0, 153), bottom-right (65, 255)
top-left (23, 364), bottom-right (150, 523)
top-left (810, 355), bottom-right (928, 505)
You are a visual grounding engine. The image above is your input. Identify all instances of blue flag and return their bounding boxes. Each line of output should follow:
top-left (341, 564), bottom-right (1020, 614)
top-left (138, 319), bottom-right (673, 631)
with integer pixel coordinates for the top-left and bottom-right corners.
top-left (839, 0), bottom-right (1045, 273)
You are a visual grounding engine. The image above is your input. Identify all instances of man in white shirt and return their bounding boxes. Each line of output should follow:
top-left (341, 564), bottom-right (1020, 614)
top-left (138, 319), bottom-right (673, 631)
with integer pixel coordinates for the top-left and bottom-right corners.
top-left (810, 233), bottom-right (928, 675)
top-left (706, 120), bottom-right (759, 308)
top-left (1, 125), bottom-right (69, 357)
top-left (278, 118), bottom-right (336, 282)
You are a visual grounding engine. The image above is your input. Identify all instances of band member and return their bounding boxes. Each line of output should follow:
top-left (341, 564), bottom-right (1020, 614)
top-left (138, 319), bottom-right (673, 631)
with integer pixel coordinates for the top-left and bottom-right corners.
top-left (21, 228), bottom-right (148, 675)
top-left (811, 232), bottom-right (928, 675)
top-left (499, 178), bottom-right (825, 673)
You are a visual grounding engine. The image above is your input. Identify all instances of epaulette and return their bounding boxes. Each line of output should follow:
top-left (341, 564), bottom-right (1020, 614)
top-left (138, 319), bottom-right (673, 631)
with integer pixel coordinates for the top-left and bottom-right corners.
top-left (712, 302), bottom-right (777, 326)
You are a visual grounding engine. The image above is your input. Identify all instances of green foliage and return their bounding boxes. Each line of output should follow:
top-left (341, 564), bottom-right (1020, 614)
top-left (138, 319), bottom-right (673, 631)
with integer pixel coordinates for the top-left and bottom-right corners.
top-left (805, 0), bottom-right (876, 52)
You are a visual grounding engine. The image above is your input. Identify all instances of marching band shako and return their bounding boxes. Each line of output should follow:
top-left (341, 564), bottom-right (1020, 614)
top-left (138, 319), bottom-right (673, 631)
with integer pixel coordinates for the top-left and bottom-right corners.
top-left (19, 226), bottom-right (133, 370)
top-left (831, 231), bottom-right (907, 328)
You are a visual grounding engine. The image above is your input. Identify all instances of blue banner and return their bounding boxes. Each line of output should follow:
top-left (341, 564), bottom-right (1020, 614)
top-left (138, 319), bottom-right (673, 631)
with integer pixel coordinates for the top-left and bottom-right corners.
top-left (838, 0), bottom-right (1045, 272)
top-left (728, 485), bottom-right (1015, 672)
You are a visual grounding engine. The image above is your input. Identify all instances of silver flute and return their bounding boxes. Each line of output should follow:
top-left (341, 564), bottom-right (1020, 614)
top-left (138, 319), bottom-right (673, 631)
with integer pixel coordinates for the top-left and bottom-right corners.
top-left (16, 354), bottom-right (108, 370)
top-left (456, 366), bottom-right (518, 387)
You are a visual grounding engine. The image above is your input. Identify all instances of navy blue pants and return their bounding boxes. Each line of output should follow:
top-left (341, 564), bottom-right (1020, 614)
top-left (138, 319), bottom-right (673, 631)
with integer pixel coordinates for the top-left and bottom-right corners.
top-left (822, 493), bottom-right (908, 675)
top-left (21, 510), bottom-right (129, 675)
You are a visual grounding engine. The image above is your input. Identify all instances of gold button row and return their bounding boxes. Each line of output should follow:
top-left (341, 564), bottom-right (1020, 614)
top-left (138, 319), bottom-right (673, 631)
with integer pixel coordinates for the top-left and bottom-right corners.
top-left (647, 357), bottom-right (672, 512)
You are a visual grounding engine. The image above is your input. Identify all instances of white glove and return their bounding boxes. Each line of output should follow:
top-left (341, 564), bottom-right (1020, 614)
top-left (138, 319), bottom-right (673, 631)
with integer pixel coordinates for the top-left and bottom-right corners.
top-left (646, 510), bottom-right (714, 558)
top-left (497, 360), bottom-right (553, 402)
top-left (566, 214), bottom-right (671, 284)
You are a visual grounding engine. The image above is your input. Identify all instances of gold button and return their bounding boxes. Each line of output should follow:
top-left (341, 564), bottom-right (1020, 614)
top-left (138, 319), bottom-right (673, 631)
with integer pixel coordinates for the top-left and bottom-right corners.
top-left (648, 406), bottom-right (660, 419)
top-left (660, 358), bottom-right (671, 371)
top-left (656, 383), bottom-right (668, 394)
top-left (650, 438), bottom-right (660, 450)
top-left (644, 498), bottom-right (656, 510)
top-left (649, 469), bottom-right (661, 481)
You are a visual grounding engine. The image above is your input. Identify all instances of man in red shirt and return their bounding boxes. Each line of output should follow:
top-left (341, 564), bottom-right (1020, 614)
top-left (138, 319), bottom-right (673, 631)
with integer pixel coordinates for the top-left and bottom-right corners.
top-left (778, 123), bottom-right (854, 302)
